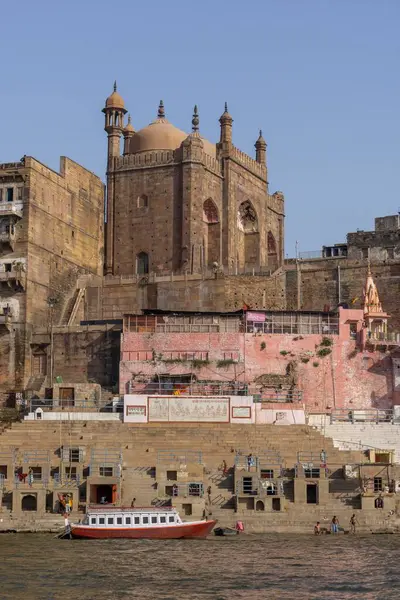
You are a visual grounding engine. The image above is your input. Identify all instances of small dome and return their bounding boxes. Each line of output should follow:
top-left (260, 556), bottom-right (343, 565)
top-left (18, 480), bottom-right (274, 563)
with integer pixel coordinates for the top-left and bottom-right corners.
top-left (105, 82), bottom-right (125, 109)
top-left (124, 115), bottom-right (135, 134)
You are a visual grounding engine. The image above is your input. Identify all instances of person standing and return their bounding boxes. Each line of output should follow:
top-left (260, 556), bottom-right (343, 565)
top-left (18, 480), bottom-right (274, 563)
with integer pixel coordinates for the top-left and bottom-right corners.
top-left (350, 514), bottom-right (358, 534)
top-left (331, 515), bottom-right (339, 534)
top-left (314, 521), bottom-right (321, 535)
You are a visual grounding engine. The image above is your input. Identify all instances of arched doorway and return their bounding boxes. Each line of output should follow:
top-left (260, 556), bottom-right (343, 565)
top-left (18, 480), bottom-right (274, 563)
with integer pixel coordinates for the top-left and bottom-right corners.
top-left (22, 494), bottom-right (37, 511)
top-left (256, 500), bottom-right (265, 511)
top-left (267, 231), bottom-right (278, 271)
top-left (203, 199), bottom-right (220, 268)
top-left (136, 251), bottom-right (149, 275)
top-left (237, 201), bottom-right (259, 270)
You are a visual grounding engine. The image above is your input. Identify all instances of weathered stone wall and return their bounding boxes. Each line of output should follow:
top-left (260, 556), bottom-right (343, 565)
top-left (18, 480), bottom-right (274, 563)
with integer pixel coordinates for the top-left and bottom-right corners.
top-left (347, 229), bottom-right (400, 261)
top-left (81, 269), bottom-right (286, 319)
top-left (285, 259), bottom-right (400, 331)
top-left (31, 325), bottom-right (121, 390)
top-left (108, 140), bottom-right (284, 277)
top-left (226, 159), bottom-right (284, 271)
top-left (0, 157), bottom-right (104, 399)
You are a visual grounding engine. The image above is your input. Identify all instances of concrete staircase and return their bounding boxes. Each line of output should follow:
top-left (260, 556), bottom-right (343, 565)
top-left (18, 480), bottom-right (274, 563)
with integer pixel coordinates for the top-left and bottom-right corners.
top-left (310, 420), bottom-right (400, 462)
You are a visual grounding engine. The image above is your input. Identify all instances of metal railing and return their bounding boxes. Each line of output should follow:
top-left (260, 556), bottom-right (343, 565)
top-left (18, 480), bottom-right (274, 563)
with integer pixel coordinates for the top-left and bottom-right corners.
top-left (235, 478), bottom-right (286, 496)
top-left (367, 332), bottom-right (400, 344)
top-left (29, 399), bottom-right (121, 413)
top-left (128, 381), bottom-right (249, 396)
top-left (22, 450), bottom-right (50, 463)
top-left (168, 483), bottom-right (204, 498)
top-left (90, 449), bottom-right (122, 477)
top-left (53, 473), bottom-right (81, 487)
top-left (235, 451), bottom-right (283, 471)
top-left (298, 250), bottom-right (323, 260)
top-left (330, 409), bottom-right (393, 424)
top-left (297, 452), bottom-right (328, 464)
top-left (245, 314), bottom-right (339, 335)
top-left (253, 390), bottom-right (303, 403)
top-left (157, 450), bottom-right (203, 465)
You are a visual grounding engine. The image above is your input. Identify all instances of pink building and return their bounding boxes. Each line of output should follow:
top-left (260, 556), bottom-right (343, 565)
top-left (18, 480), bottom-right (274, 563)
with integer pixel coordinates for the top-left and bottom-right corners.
top-left (120, 308), bottom-right (398, 412)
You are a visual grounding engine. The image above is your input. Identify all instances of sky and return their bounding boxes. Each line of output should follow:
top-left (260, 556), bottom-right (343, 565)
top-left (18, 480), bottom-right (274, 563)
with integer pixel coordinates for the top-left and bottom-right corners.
top-left (1, 0), bottom-right (399, 257)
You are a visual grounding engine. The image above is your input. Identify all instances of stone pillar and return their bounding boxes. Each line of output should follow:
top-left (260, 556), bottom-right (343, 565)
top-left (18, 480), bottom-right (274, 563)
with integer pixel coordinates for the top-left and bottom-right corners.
top-left (181, 135), bottom-right (205, 274)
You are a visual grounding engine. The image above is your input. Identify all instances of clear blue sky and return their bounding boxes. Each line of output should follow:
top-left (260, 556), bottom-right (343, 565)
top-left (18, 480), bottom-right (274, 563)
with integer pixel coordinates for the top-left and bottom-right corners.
top-left (1, 0), bottom-right (399, 257)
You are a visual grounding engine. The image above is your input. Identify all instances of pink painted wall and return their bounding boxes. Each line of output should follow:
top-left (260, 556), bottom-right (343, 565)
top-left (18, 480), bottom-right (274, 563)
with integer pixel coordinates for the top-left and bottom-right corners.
top-left (120, 309), bottom-right (393, 410)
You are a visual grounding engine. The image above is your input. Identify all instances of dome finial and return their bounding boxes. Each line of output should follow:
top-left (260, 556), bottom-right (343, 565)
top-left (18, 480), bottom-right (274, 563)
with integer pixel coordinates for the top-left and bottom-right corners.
top-left (128, 114), bottom-right (132, 125)
top-left (113, 80), bottom-right (117, 92)
top-left (192, 105), bottom-right (199, 132)
top-left (224, 102), bottom-right (228, 113)
top-left (158, 100), bottom-right (165, 119)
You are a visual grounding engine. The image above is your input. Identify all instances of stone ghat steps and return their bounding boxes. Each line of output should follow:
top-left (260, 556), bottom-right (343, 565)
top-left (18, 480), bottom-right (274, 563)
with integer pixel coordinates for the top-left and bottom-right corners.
top-left (0, 422), bottom-right (362, 469)
top-left (0, 421), bottom-right (360, 468)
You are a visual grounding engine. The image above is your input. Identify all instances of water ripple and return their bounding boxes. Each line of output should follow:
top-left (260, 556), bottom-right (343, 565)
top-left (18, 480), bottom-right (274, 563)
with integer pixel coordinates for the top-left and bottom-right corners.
top-left (0, 534), bottom-right (399, 599)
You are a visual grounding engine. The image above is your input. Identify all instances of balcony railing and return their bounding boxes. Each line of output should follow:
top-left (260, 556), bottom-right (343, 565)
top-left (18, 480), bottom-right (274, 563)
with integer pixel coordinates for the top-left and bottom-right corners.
top-left (29, 399), bottom-right (122, 413)
top-left (127, 381), bottom-right (249, 396)
top-left (0, 204), bottom-right (22, 218)
top-left (367, 332), bottom-right (400, 345)
top-left (253, 390), bottom-right (303, 403)
top-left (0, 269), bottom-right (25, 283)
top-left (169, 483), bottom-right (204, 497)
top-left (330, 409), bottom-right (393, 424)
top-left (0, 231), bottom-right (15, 243)
top-left (235, 478), bottom-right (286, 496)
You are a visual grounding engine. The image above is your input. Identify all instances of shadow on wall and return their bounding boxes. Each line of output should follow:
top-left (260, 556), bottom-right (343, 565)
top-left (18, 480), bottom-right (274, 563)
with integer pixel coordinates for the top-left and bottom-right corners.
top-left (367, 355), bottom-right (394, 409)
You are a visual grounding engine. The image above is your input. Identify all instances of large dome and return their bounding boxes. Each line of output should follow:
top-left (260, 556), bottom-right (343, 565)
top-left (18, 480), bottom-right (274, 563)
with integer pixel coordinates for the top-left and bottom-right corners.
top-left (129, 119), bottom-right (187, 153)
top-left (129, 118), bottom-right (216, 157)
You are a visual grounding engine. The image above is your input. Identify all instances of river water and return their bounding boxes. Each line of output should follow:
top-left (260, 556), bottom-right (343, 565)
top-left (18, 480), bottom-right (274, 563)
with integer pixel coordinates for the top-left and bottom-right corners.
top-left (0, 533), bottom-right (398, 600)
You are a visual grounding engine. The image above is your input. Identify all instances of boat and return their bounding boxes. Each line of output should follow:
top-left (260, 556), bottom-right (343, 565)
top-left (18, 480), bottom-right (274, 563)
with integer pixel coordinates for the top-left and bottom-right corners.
top-left (68, 506), bottom-right (217, 539)
top-left (214, 526), bottom-right (238, 537)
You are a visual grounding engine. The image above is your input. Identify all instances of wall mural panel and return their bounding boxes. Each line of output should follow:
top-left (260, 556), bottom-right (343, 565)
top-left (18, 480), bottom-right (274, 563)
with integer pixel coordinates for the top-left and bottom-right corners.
top-left (148, 396), bottom-right (230, 423)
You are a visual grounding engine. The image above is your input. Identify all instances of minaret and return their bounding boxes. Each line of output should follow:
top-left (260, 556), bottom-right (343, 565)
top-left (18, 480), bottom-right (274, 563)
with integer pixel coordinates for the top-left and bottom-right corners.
top-left (255, 129), bottom-right (267, 164)
top-left (103, 82), bottom-right (127, 276)
top-left (181, 105), bottom-right (205, 273)
top-left (123, 115), bottom-right (135, 155)
top-left (102, 81), bottom-right (127, 168)
top-left (219, 102), bottom-right (233, 145)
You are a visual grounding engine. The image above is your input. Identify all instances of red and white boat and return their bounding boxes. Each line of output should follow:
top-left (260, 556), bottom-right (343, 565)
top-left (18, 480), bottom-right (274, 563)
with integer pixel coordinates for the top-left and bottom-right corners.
top-left (69, 506), bottom-right (216, 539)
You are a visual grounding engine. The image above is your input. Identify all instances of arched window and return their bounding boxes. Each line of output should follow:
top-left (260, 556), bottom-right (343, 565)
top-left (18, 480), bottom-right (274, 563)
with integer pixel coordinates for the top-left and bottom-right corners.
top-left (237, 200), bottom-right (258, 233)
top-left (267, 231), bottom-right (278, 271)
top-left (22, 494), bottom-right (37, 512)
top-left (136, 252), bottom-right (149, 275)
top-left (237, 201), bottom-right (259, 270)
top-left (203, 199), bottom-right (219, 224)
top-left (202, 199), bottom-right (220, 268)
top-left (137, 194), bottom-right (148, 209)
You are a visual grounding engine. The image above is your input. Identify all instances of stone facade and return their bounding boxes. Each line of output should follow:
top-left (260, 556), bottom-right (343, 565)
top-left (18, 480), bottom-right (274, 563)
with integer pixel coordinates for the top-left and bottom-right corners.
top-left (103, 89), bottom-right (284, 277)
top-left (0, 157), bottom-right (104, 400)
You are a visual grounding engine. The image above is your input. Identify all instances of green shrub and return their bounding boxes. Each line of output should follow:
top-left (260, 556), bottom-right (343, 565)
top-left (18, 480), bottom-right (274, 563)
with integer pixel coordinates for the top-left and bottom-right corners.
top-left (317, 347), bottom-right (332, 358)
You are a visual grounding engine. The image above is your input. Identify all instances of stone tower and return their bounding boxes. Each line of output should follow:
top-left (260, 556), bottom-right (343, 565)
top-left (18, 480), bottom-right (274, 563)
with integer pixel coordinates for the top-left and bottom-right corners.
top-left (103, 90), bottom-right (285, 276)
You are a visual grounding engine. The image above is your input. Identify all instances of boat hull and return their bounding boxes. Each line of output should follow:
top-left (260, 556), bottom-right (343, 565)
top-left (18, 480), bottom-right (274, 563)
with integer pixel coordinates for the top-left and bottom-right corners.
top-left (70, 519), bottom-right (216, 540)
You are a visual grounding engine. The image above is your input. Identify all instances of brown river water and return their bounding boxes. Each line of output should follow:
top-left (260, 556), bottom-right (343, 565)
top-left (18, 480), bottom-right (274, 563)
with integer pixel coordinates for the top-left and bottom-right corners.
top-left (0, 533), bottom-right (398, 600)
